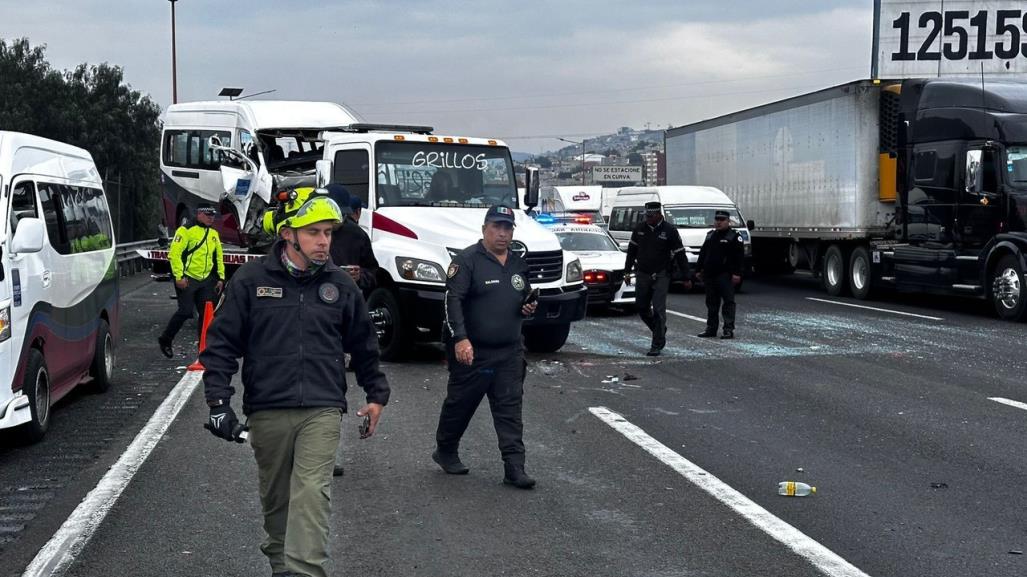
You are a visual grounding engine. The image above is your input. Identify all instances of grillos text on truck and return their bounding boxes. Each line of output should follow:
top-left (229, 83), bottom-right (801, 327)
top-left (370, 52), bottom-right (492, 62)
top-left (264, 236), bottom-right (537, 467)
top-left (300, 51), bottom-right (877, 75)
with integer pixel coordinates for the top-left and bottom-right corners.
top-left (149, 100), bottom-right (587, 358)
top-left (666, 78), bottom-right (1027, 320)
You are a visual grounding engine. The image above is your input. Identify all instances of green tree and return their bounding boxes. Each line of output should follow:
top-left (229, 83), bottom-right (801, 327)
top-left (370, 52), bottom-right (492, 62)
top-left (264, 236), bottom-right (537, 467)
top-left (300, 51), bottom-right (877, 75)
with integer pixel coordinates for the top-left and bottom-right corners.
top-left (0, 37), bottom-right (162, 241)
top-left (627, 152), bottom-right (644, 165)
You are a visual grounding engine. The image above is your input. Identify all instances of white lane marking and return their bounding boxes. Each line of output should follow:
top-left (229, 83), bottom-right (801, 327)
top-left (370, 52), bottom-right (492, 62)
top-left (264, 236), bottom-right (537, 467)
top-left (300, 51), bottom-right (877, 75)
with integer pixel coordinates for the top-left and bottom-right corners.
top-left (805, 298), bottom-right (942, 321)
top-left (666, 309), bottom-right (706, 323)
top-left (24, 370), bottom-right (204, 577)
top-left (589, 407), bottom-right (872, 577)
top-left (988, 397), bottom-right (1027, 412)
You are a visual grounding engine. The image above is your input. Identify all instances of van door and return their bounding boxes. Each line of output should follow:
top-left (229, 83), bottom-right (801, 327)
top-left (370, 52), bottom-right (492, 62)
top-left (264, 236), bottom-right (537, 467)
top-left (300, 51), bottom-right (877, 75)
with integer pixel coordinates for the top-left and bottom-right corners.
top-left (7, 178), bottom-right (52, 384)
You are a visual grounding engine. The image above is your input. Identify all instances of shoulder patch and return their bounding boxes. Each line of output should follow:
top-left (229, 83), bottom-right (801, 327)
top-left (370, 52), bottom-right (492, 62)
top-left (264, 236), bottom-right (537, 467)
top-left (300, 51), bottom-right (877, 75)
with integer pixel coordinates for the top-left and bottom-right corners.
top-left (256, 286), bottom-right (283, 298)
top-left (447, 263), bottom-right (459, 278)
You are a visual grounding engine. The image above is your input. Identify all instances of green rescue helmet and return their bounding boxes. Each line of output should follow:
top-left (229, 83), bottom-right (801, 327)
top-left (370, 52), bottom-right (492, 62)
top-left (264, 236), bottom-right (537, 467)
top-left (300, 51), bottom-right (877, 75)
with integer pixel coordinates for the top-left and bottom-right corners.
top-left (262, 187), bottom-right (343, 235)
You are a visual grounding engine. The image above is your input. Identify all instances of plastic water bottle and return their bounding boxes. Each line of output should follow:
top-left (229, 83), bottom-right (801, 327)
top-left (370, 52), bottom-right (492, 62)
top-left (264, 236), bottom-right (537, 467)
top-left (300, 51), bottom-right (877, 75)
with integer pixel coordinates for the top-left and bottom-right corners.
top-left (778, 481), bottom-right (816, 496)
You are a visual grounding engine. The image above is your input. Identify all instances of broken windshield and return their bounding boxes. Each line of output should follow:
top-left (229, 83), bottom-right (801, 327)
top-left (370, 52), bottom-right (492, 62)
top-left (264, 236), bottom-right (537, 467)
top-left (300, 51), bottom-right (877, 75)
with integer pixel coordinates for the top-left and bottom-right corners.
top-left (375, 142), bottom-right (517, 208)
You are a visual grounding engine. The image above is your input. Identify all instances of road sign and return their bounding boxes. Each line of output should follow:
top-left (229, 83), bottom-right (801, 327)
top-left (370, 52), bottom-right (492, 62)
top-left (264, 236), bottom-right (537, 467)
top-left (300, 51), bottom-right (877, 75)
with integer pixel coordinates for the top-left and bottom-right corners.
top-left (592, 166), bottom-right (642, 183)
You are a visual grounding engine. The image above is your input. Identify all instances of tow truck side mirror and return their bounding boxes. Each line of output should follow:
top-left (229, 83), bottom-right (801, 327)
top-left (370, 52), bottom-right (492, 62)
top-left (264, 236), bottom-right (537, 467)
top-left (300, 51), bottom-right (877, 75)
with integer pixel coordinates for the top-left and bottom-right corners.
top-left (746, 219), bottom-right (755, 231)
top-left (523, 167), bottom-right (540, 209)
top-left (316, 160), bottom-right (333, 189)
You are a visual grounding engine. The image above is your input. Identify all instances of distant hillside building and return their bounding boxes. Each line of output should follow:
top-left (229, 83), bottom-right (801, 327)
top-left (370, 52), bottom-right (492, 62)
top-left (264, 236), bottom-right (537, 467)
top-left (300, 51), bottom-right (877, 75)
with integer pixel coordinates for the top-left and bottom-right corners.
top-left (642, 151), bottom-right (665, 186)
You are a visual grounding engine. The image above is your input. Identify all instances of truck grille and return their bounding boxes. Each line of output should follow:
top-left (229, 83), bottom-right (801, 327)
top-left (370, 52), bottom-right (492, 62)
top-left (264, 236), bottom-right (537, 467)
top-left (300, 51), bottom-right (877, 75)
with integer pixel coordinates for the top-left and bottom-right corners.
top-left (525, 250), bottom-right (563, 284)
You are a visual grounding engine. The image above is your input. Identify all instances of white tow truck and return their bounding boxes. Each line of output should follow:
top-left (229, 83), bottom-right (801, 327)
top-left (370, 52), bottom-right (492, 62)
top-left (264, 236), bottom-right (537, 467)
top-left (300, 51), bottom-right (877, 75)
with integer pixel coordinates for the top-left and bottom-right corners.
top-left (144, 100), bottom-right (587, 359)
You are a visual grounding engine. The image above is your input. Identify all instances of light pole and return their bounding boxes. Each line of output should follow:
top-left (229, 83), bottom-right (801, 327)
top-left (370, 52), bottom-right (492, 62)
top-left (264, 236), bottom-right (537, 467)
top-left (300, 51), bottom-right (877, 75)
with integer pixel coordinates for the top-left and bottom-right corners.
top-left (557, 137), bottom-right (586, 186)
top-left (169, 0), bottom-right (178, 104)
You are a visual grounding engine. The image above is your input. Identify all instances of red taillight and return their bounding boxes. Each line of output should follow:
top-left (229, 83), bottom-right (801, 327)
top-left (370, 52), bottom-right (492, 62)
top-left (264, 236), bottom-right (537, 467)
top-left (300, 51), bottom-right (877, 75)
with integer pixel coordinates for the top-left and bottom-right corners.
top-left (372, 212), bottom-right (418, 239)
top-left (583, 270), bottom-right (608, 284)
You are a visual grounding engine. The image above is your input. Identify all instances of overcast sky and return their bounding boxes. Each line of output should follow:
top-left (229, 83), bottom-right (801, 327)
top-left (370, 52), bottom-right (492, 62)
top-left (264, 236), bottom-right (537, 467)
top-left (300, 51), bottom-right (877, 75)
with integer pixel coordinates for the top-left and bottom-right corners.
top-left (1, 0), bottom-right (873, 153)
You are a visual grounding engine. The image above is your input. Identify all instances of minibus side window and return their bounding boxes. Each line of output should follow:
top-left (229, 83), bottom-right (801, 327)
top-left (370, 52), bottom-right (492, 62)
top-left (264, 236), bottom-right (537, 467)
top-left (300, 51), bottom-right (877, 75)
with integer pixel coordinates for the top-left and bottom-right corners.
top-left (38, 183), bottom-right (71, 254)
top-left (10, 181), bottom-right (39, 234)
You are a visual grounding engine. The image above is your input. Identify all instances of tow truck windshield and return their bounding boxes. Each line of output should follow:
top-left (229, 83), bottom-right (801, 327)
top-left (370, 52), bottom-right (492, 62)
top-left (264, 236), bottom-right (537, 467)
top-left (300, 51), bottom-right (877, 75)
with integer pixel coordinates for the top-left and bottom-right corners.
top-left (375, 142), bottom-right (517, 208)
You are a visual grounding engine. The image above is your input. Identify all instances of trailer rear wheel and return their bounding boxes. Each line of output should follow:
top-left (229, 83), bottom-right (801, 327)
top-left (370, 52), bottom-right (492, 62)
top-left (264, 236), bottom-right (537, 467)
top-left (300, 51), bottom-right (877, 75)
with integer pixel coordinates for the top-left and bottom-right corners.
top-left (367, 288), bottom-right (409, 361)
top-left (848, 246), bottom-right (873, 300)
top-left (822, 244), bottom-right (847, 296)
top-left (990, 255), bottom-right (1026, 321)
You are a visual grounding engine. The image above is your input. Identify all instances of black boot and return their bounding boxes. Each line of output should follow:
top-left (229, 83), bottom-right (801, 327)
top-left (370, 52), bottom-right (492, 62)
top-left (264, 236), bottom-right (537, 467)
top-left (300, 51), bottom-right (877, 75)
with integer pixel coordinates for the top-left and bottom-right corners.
top-left (720, 330), bottom-right (734, 340)
top-left (158, 336), bottom-right (174, 358)
top-left (333, 464), bottom-right (345, 477)
top-left (696, 330), bottom-right (717, 338)
top-left (503, 463), bottom-right (536, 489)
top-left (432, 450), bottom-right (469, 475)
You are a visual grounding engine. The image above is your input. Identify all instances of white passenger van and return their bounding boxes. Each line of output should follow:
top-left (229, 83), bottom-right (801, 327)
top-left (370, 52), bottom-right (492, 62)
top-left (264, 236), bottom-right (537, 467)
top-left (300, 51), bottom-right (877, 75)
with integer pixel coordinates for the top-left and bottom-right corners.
top-left (608, 186), bottom-right (752, 268)
top-left (539, 185), bottom-right (605, 225)
top-left (0, 132), bottom-right (118, 442)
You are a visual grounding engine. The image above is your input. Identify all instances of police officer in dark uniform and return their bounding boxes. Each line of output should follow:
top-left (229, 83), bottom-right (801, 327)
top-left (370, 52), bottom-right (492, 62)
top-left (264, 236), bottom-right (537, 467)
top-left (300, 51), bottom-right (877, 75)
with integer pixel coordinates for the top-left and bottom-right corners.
top-left (695, 210), bottom-right (745, 339)
top-left (433, 204), bottom-right (539, 489)
top-left (624, 201), bottom-right (690, 356)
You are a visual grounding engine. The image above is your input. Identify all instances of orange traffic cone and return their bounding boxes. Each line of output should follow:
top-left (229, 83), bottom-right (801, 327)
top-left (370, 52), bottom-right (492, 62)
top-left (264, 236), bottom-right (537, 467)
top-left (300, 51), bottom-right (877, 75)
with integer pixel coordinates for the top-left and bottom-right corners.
top-left (187, 301), bottom-right (215, 372)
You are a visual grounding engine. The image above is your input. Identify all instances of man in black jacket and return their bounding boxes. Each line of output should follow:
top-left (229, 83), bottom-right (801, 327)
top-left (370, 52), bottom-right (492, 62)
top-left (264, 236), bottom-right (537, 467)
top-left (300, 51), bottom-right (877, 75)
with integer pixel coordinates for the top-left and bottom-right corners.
top-left (201, 192), bottom-right (389, 577)
top-left (326, 184), bottom-right (379, 295)
top-left (695, 210), bottom-right (745, 339)
top-left (624, 201), bottom-right (691, 356)
top-left (433, 204), bottom-right (538, 489)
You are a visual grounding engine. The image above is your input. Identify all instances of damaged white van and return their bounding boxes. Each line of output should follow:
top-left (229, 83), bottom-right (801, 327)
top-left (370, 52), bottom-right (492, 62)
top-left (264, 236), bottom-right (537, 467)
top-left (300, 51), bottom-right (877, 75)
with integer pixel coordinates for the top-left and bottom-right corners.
top-left (0, 132), bottom-right (118, 442)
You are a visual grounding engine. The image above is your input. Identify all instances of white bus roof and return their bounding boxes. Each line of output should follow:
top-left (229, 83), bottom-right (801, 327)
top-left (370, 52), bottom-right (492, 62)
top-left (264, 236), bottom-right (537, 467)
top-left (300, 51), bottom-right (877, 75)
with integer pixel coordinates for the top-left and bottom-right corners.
top-left (613, 185), bottom-right (733, 206)
top-left (0, 131), bottom-right (101, 185)
top-left (163, 100), bottom-right (361, 130)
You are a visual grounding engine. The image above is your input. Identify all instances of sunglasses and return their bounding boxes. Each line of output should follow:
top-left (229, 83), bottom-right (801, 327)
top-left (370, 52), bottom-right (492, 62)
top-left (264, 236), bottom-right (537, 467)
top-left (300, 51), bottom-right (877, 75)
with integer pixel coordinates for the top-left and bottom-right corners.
top-left (714, 216), bottom-right (728, 221)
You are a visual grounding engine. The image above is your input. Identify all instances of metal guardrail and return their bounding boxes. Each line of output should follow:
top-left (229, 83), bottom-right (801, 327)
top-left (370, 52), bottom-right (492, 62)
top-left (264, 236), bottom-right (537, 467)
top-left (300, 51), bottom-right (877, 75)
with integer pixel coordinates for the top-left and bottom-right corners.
top-left (115, 238), bottom-right (161, 276)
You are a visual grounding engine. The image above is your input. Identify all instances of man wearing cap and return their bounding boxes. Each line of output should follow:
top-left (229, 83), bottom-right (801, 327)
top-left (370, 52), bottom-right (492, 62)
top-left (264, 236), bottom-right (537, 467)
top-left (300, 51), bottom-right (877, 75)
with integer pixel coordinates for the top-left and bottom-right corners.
top-left (433, 204), bottom-right (539, 489)
top-left (624, 201), bottom-right (690, 356)
top-left (326, 184), bottom-right (379, 296)
top-left (158, 202), bottom-right (226, 358)
top-left (695, 210), bottom-right (744, 339)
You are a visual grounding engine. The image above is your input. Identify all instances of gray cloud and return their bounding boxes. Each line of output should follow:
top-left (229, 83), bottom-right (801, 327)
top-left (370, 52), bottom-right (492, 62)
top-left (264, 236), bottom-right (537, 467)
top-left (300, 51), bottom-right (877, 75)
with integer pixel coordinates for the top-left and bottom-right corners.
top-left (1, 1), bottom-right (871, 152)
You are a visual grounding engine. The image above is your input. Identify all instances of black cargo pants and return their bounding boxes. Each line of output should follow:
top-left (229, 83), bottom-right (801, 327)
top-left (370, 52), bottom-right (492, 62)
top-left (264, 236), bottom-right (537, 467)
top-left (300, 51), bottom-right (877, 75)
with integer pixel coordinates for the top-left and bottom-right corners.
top-left (161, 273), bottom-right (216, 343)
top-left (704, 272), bottom-right (736, 333)
top-left (436, 345), bottom-right (527, 466)
top-left (635, 271), bottom-right (670, 349)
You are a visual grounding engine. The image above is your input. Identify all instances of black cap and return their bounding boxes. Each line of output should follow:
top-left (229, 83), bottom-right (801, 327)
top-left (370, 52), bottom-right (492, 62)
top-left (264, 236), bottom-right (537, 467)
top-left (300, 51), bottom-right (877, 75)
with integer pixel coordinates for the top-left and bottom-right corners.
top-left (484, 204), bottom-right (516, 225)
top-left (644, 201), bottom-right (662, 213)
top-left (714, 210), bottom-right (731, 219)
top-left (324, 184), bottom-right (354, 215)
top-left (196, 202), bottom-right (218, 215)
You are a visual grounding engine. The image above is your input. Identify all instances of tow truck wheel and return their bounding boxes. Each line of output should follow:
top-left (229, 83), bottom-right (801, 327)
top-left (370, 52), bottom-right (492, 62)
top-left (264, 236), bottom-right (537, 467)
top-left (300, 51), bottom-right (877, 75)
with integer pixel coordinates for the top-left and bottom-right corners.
top-left (19, 349), bottom-right (51, 444)
top-left (367, 288), bottom-right (409, 361)
top-left (523, 323), bottom-right (571, 353)
top-left (990, 255), bottom-right (1027, 321)
top-left (848, 246), bottom-right (873, 300)
top-left (822, 244), bottom-right (847, 297)
top-left (88, 319), bottom-right (114, 393)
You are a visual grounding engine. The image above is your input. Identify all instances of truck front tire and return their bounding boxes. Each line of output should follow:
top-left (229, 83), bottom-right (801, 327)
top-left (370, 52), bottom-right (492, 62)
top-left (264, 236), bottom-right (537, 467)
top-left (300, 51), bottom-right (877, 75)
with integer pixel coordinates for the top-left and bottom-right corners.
top-left (523, 323), bottom-right (571, 353)
top-left (990, 254), bottom-right (1026, 321)
top-left (822, 244), bottom-right (847, 297)
top-left (367, 288), bottom-right (409, 361)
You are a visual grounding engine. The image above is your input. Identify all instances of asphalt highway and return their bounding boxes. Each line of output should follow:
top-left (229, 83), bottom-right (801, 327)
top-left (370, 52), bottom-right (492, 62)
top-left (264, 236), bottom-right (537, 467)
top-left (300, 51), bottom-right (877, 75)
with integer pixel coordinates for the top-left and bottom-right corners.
top-left (3, 271), bottom-right (1025, 577)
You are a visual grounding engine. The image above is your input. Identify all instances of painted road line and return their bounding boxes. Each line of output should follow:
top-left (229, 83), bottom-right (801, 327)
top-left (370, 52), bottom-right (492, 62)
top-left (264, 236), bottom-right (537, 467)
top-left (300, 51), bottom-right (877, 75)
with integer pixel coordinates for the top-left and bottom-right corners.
top-left (666, 309), bottom-right (706, 323)
top-left (23, 370), bottom-right (205, 577)
top-left (589, 407), bottom-right (872, 577)
top-left (805, 298), bottom-right (943, 321)
top-left (988, 397), bottom-right (1027, 412)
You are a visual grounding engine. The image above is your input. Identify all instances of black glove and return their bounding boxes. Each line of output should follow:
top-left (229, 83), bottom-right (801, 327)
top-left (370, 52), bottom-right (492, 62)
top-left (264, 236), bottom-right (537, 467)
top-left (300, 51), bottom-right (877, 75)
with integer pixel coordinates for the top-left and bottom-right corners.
top-left (205, 404), bottom-right (244, 443)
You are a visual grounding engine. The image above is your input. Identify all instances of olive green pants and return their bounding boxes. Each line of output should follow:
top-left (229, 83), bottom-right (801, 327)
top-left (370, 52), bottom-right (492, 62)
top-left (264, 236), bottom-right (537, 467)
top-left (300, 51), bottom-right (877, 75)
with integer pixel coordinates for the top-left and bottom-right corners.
top-left (249, 407), bottom-right (342, 577)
